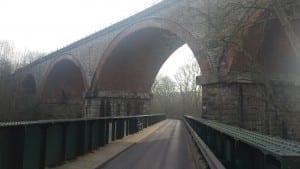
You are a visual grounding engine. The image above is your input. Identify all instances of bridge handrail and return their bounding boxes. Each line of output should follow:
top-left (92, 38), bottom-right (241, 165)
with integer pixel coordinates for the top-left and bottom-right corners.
top-left (0, 113), bottom-right (165, 127)
top-left (183, 117), bottom-right (226, 169)
top-left (184, 115), bottom-right (300, 169)
top-left (185, 115), bottom-right (300, 156)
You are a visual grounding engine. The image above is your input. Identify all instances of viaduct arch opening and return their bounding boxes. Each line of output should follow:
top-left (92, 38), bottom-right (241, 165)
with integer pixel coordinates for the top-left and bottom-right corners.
top-left (41, 59), bottom-right (87, 118)
top-left (88, 19), bottom-right (206, 117)
top-left (96, 27), bottom-right (186, 92)
top-left (21, 74), bottom-right (36, 95)
top-left (92, 19), bottom-right (208, 92)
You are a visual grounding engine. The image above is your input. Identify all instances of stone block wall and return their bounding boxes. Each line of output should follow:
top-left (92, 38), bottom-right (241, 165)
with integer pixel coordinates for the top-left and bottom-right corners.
top-left (270, 85), bottom-right (300, 140)
top-left (38, 102), bottom-right (84, 119)
top-left (85, 91), bottom-right (151, 117)
top-left (202, 82), bottom-right (300, 141)
top-left (202, 83), bottom-right (242, 126)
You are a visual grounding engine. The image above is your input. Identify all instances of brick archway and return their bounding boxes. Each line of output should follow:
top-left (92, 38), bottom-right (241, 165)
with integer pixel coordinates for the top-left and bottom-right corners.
top-left (21, 74), bottom-right (36, 95)
top-left (92, 18), bottom-right (210, 93)
top-left (41, 55), bottom-right (87, 103)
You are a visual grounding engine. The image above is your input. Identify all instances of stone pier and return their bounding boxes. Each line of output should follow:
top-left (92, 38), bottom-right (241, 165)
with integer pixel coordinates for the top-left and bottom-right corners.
top-left (198, 72), bottom-right (300, 141)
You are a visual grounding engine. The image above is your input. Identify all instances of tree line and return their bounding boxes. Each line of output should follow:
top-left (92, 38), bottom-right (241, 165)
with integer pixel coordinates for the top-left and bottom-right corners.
top-left (0, 40), bottom-right (44, 121)
top-left (150, 61), bottom-right (202, 118)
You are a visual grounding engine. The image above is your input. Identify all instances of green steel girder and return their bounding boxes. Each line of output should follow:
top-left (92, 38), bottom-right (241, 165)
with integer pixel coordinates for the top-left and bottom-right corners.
top-left (0, 114), bottom-right (165, 169)
top-left (184, 115), bottom-right (300, 169)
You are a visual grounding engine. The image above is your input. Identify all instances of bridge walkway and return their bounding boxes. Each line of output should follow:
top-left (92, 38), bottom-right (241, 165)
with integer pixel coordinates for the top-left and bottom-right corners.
top-left (51, 119), bottom-right (200, 169)
top-left (98, 119), bottom-right (197, 169)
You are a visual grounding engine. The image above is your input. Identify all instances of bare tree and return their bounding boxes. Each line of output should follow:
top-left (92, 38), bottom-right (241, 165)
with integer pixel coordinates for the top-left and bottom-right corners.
top-left (0, 40), bottom-right (45, 71)
top-left (0, 40), bottom-right (45, 121)
top-left (150, 58), bottom-right (202, 118)
top-left (174, 61), bottom-right (202, 116)
top-left (16, 50), bottom-right (45, 69)
top-left (0, 40), bottom-right (16, 120)
top-left (197, 0), bottom-right (300, 66)
top-left (151, 75), bottom-right (178, 117)
top-left (0, 40), bottom-right (15, 76)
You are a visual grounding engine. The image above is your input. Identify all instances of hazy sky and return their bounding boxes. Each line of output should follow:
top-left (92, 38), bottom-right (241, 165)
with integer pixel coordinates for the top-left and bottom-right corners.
top-left (0, 0), bottom-right (197, 78)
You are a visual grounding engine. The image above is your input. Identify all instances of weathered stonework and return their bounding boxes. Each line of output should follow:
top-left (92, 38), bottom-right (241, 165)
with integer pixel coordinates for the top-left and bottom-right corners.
top-left (15, 0), bottom-right (210, 95)
top-left (268, 85), bottom-right (300, 140)
top-left (85, 91), bottom-right (151, 117)
top-left (37, 102), bottom-right (84, 119)
top-left (14, 0), bottom-right (211, 119)
top-left (13, 0), bottom-right (300, 142)
top-left (200, 73), bottom-right (300, 141)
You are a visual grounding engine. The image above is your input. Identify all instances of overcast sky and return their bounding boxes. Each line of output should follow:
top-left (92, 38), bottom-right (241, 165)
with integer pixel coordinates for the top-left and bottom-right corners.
top-left (0, 0), bottom-right (197, 79)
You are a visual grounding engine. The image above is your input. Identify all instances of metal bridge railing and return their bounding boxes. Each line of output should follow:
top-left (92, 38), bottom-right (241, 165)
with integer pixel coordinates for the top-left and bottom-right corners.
top-left (0, 114), bottom-right (165, 169)
top-left (184, 115), bottom-right (300, 169)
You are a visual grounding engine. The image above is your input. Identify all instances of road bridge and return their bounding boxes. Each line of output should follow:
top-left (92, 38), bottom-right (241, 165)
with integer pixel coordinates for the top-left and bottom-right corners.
top-left (1, 115), bottom-right (300, 169)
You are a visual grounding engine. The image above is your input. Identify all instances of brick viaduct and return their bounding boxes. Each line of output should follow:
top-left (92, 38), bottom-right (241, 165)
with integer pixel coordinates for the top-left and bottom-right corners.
top-left (15, 0), bottom-right (300, 141)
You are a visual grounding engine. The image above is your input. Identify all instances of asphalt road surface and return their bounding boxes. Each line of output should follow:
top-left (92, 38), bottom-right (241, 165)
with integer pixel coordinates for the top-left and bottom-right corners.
top-left (99, 119), bottom-right (197, 169)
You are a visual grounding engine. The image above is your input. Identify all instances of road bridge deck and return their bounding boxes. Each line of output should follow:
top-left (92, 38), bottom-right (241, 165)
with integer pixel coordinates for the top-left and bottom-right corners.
top-left (51, 119), bottom-right (200, 169)
top-left (99, 119), bottom-right (197, 169)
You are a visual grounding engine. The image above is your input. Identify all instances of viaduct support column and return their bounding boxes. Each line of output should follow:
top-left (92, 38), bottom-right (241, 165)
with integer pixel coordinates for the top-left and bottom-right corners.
top-left (198, 72), bottom-right (300, 141)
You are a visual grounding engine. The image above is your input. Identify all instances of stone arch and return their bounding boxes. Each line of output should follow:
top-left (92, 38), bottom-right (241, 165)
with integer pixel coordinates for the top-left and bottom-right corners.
top-left (41, 54), bottom-right (87, 103)
top-left (91, 18), bottom-right (209, 93)
top-left (21, 74), bottom-right (36, 95)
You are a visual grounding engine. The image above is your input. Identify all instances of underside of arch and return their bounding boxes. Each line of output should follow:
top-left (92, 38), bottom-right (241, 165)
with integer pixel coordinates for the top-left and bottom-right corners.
top-left (220, 18), bottom-right (300, 75)
top-left (42, 59), bottom-right (86, 103)
top-left (93, 19), bottom-right (207, 93)
top-left (22, 74), bottom-right (36, 95)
